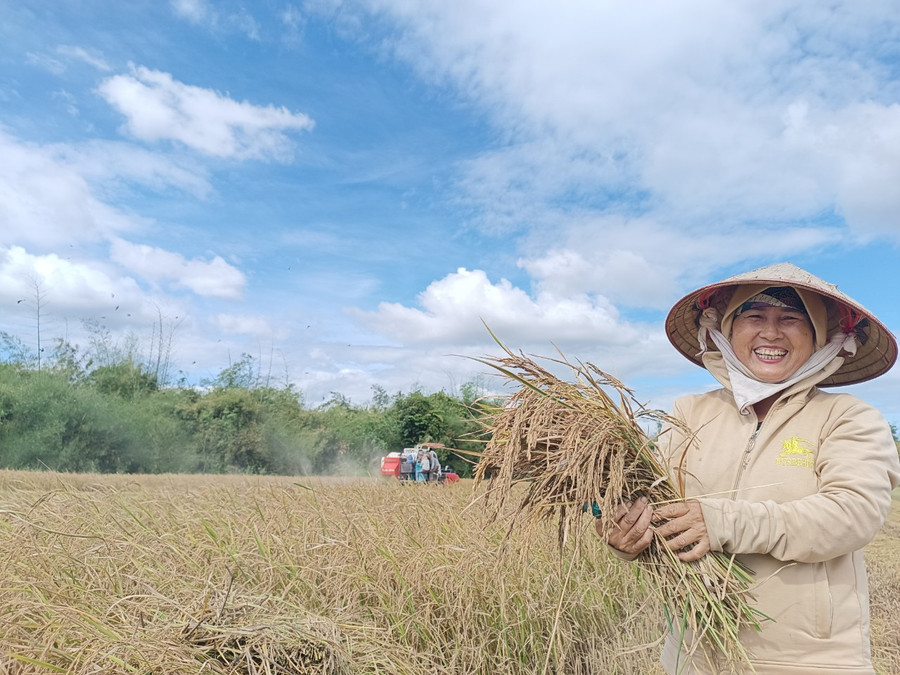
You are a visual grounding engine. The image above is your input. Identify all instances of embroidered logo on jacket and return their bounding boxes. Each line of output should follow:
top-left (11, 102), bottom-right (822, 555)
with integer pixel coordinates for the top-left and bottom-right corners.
top-left (776, 436), bottom-right (815, 468)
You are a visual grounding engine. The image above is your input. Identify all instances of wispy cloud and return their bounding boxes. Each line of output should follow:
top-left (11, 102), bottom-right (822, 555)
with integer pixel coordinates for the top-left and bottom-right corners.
top-left (0, 129), bottom-right (215, 252)
top-left (25, 52), bottom-right (65, 75)
top-left (170, 0), bottom-right (261, 40)
top-left (26, 45), bottom-right (111, 75)
top-left (0, 130), bottom-right (137, 248)
top-left (281, 4), bottom-right (306, 45)
top-left (97, 66), bottom-right (315, 160)
top-left (53, 140), bottom-right (213, 199)
top-left (215, 313), bottom-right (288, 339)
top-left (171, 0), bottom-right (210, 24)
top-left (319, 1), bottom-right (900, 241)
top-left (516, 217), bottom-right (846, 309)
top-left (56, 45), bottom-right (111, 71)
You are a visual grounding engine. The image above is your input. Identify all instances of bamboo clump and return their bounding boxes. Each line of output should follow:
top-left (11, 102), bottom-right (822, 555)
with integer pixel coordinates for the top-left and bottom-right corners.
top-left (469, 339), bottom-right (768, 670)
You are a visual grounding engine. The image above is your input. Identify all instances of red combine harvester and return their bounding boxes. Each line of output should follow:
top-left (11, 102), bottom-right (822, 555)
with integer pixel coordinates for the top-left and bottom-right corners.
top-left (380, 442), bottom-right (459, 484)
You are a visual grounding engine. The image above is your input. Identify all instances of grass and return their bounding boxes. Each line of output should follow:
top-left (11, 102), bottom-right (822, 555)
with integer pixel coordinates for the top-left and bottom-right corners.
top-left (866, 488), bottom-right (900, 675)
top-left (0, 472), bottom-right (897, 674)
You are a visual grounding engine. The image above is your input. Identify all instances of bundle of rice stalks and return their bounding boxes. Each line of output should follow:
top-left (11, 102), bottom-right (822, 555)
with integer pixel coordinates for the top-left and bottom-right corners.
top-left (469, 337), bottom-right (767, 669)
top-left (189, 622), bottom-right (347, 675)
top-left (184, 591), bottom-right (349, 675)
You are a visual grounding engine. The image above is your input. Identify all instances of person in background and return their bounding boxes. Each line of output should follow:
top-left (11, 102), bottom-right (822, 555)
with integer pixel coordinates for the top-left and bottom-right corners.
top-left (415, 449), bottom-right (425, 482)
top-left (602, 262), bottom-right (900, 674)
top-left (428, 448), bottom-right (441, 482)
top-left (420, 447), bottom-right (432, 482)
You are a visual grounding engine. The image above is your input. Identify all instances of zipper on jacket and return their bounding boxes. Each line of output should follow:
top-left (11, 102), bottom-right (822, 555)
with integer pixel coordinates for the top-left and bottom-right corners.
top-left (730, 397), bottom-right (782, 494)
top-left (731, 427), bottom-right (759, 494)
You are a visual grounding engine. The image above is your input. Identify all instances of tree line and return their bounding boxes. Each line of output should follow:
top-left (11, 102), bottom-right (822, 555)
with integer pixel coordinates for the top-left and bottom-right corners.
top-left (4, 325), bottom-right (894, 478)
top-left (0, 330), bottom-right (491, 477)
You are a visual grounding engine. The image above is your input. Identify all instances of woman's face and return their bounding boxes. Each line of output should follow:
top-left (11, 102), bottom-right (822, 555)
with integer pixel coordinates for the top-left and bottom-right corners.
top-left (729, 304), bottom-right (815, 383)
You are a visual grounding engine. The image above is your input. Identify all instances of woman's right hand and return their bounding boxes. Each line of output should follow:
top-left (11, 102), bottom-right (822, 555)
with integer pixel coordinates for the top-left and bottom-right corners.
top-left (598, 496), bottom-right (654, 556)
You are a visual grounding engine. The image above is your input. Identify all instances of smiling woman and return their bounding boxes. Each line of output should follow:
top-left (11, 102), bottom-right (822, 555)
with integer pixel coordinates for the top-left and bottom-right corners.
top-left (726, 287), bottom-right (817, 415)
top-left (604, 262), bottom-right (900, 674)
top-left (729, 302), bottom-right (814, 383)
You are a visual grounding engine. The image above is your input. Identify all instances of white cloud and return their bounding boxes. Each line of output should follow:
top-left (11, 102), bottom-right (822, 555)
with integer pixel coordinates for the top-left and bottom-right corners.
top-left (453, 138), bottom-right (625, 234)
top-left (517, 216), bottom-right (845, 309)
top-left (0, 129), bottom-right (214, 251)
top-left (0, 130), bottom-right (137, 248)
top-left (97, 66), bottom-right (315, 160)
top-left (821, 103), bottom-right (900, 237)
top-left (56, 45), bottom-right (111, 72)
top-left (53, 140), bottom-right (213, 199)
top-left (170, 0), bottom-right (261, 40)
top-left (214, 313), bottom-right (288, 339)
top-left (171, 0), bottom-right (211, 24)
top-left (25, 51), bottom-right (66, 75)
top-left (110, 238), bottom-right (246, 299)
top-left (281, 4), bottom-right (306, 45)
top-left (231, 11), bottom-right (261, 40)
top-left (351, 266), bottom-right (644, 347)
top-left (282, 5), bottom-right (304, 30)
top-left (6, 0), bottom-right (900, 422)
top-left (52, 90), bottom-right (80, 117)
top-left (320, 0), bottom-right (900, 240)
top-left (0, 245), bottom-right (144, 315)
top-left (25, 46), bottom-right (111, 75)
top-left (0, 245), bottom-right (198, 376)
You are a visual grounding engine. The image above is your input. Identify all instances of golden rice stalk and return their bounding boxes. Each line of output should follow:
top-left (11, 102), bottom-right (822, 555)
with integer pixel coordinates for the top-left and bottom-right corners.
top-left (469, 336), bottom-right (768, 669)
top-left (183, 588), bottom-right (350, 674)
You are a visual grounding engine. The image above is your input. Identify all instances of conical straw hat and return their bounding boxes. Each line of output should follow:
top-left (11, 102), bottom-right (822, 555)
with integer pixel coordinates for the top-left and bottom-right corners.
top-left (665, 262), bottom-right (897, 386)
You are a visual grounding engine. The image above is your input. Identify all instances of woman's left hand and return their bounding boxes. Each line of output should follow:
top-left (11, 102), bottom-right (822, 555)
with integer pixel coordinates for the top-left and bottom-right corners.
top-left (653, 500), bottom-right (711, 562)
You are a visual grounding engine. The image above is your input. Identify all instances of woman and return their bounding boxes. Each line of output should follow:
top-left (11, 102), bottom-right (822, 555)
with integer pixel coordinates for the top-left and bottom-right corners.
top-left (604, 263), bottom-right (900, 674)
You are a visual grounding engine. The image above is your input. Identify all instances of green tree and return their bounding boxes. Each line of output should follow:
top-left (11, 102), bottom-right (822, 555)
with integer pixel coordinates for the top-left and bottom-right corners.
top-left (177, 387), bottom-right (267, 472)
top-left (0, 365), bottom-right (188, 473)
top-left (300, 393), bottom-right (386, 474)
top-left (0, 331), bottom-right (36, 368)
top-left (47, 338), bottom-right (91, 383)
top-left (390, 391), bottom-right (445, 448)
top-left (209, 354), bottom-right (259, 389)
top-left (86, 360), bottom-right (158, 399)
top-left (376, 388), bottom-right (490, 477)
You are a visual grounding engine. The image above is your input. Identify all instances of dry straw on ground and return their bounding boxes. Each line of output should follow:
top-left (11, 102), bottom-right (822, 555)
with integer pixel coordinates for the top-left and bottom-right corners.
top-left (0, 470), bottom-right (671, 674)
top-left (470, 339), bottom-right (767, 671)
top-left (0, 471), bottom-right (897, 673)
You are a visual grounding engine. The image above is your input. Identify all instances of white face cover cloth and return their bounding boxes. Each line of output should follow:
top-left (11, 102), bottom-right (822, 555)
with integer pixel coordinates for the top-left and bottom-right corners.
top-left (696, 307), bottom-right (857, 416)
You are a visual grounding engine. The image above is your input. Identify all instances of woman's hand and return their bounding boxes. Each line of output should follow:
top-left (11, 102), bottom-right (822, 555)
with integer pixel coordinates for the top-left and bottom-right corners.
top-left (598, 496), bottom-right (654, 556)
top-left (653, 500), bottom-right (710, 562)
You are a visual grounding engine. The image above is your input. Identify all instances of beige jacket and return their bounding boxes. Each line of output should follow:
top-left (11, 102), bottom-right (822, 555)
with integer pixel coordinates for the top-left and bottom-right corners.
top-left (658, 359), bottom-right (900, 675)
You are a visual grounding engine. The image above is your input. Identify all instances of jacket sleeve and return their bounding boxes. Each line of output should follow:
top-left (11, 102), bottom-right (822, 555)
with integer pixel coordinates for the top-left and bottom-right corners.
top-left (699, 401), bottom-right (900, 563)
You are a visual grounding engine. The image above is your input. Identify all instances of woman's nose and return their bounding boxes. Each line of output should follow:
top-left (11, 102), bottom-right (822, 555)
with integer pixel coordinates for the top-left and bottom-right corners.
top-left (758, 317), bottom-right (782, 338)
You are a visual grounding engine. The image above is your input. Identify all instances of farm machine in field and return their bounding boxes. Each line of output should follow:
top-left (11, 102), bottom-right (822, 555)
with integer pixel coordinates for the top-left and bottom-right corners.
top-left (380, 442), bottom-right (460, 484)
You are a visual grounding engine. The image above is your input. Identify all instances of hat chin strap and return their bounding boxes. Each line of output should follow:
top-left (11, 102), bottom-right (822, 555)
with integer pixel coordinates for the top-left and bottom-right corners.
top-left (697, 308), bottom-right (857, 415)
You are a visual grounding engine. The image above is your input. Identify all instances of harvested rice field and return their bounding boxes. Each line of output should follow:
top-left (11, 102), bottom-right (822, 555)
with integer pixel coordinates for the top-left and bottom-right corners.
top-left (1, 471), bottom-right (898, 674)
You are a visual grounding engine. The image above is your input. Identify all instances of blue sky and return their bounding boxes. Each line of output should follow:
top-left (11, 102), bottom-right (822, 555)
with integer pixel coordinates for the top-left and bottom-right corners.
top-left (1, 1), bottom-right (899, 424)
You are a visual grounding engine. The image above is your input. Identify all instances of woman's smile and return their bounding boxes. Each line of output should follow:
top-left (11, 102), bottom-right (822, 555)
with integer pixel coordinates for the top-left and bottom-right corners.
top-left (730, 306), bottom-right (815, 383)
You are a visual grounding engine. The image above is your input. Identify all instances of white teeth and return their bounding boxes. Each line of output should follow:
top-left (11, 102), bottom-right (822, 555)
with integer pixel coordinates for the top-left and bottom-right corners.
top-left (754, 348), bottom-right (786, 360)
